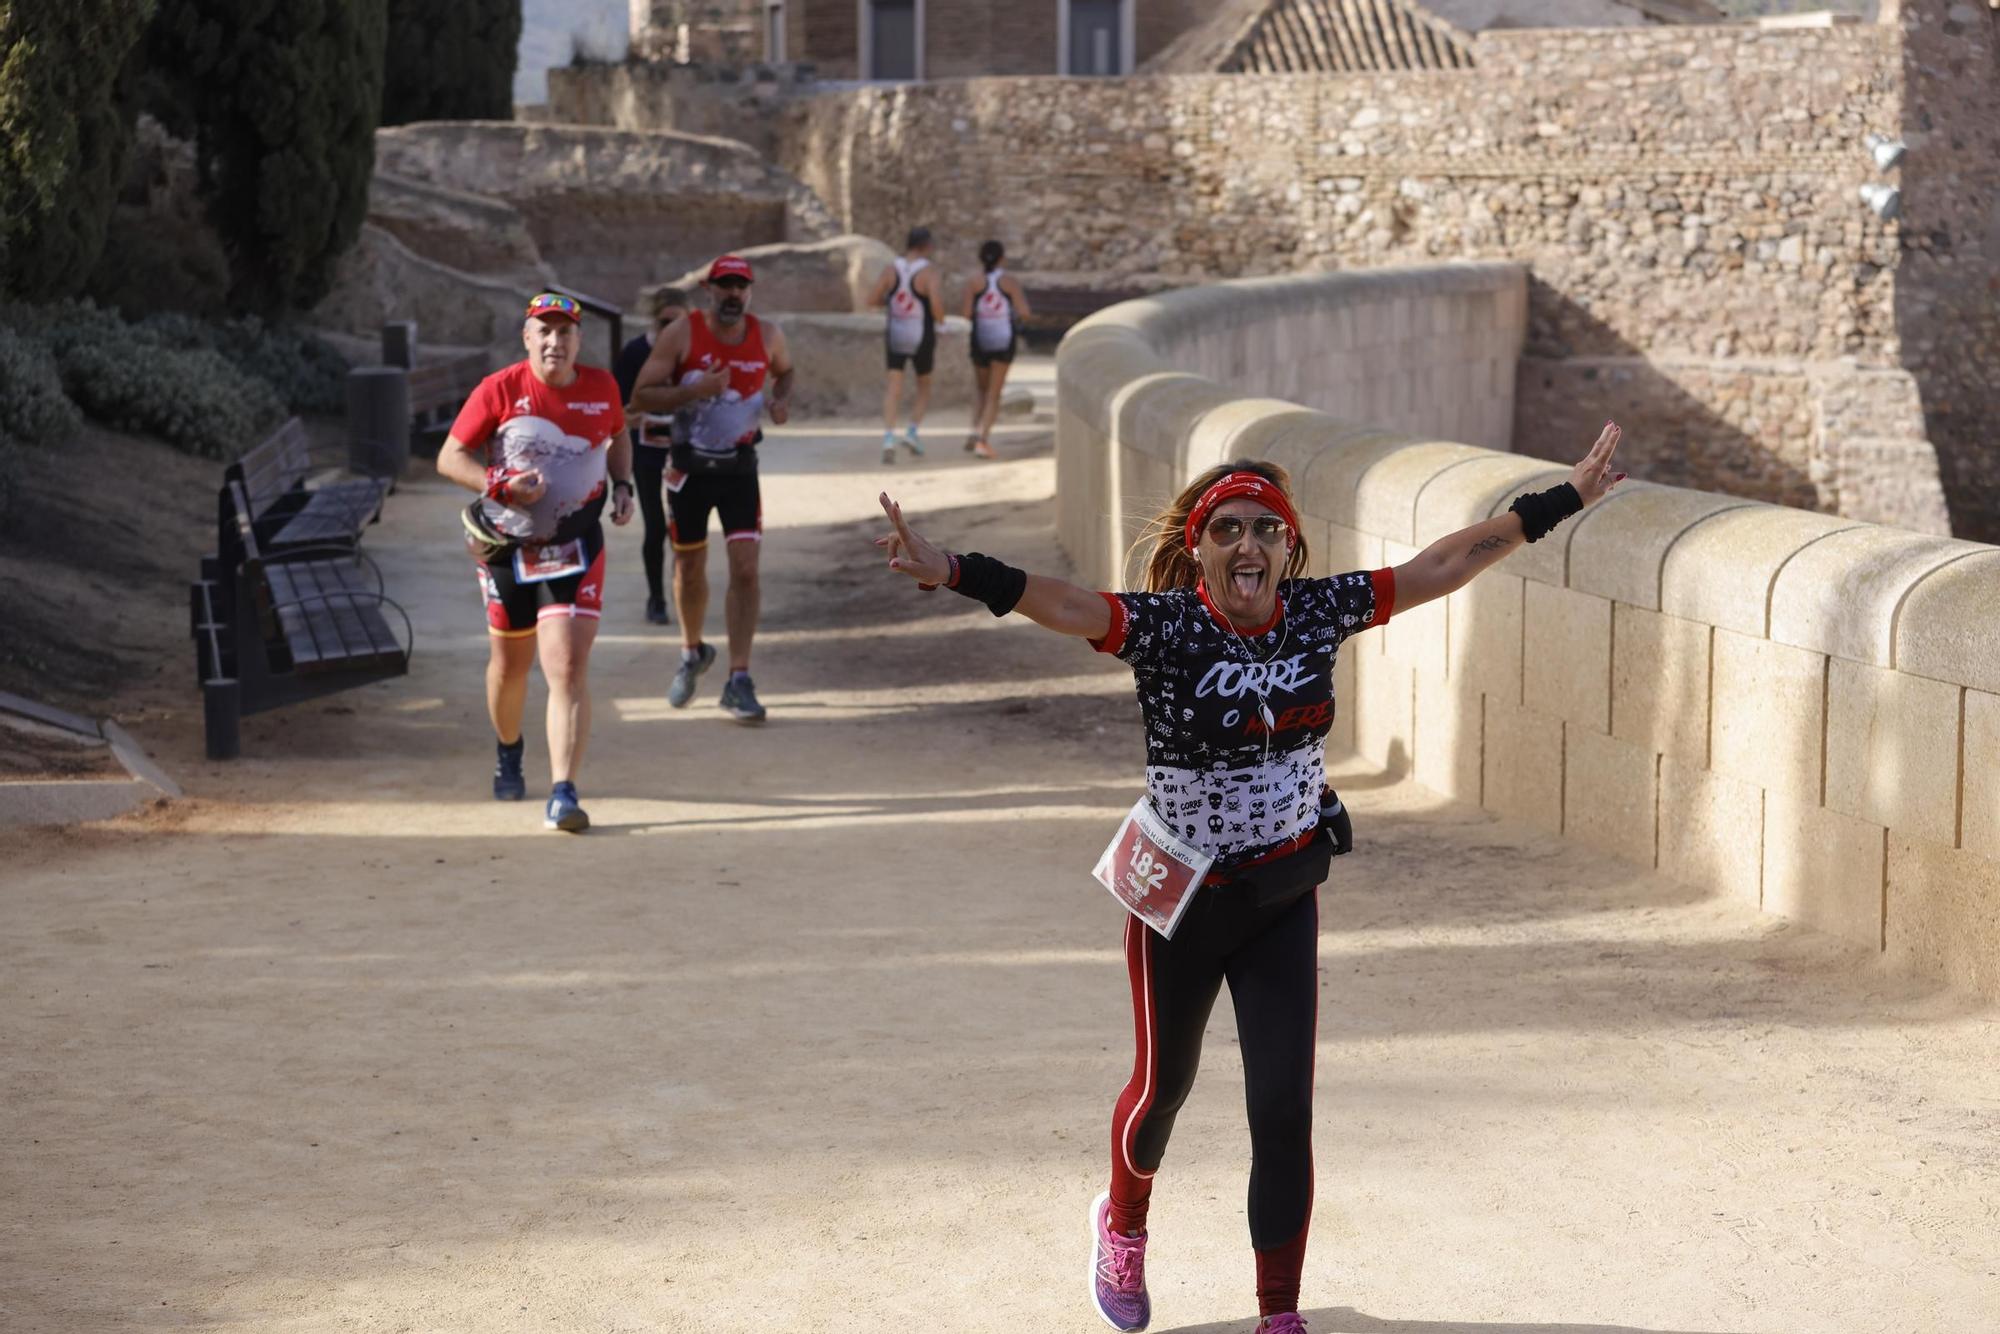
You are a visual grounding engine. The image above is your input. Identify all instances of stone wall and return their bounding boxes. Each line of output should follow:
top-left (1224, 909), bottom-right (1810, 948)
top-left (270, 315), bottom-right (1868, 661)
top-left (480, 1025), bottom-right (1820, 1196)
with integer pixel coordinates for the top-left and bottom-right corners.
top-left (777, 25), bottom-right (1902, 360)
top-left (1515, 355), bottom-right (1950, 531)
top-left (1892, 1), bottom-right (2000, 541)
top-left (373, 121), bottom-right (837, 304)
top-left (1057, 264), bottom-right (2000, 999)
top-left (545, 62), bottom-right (814, 155)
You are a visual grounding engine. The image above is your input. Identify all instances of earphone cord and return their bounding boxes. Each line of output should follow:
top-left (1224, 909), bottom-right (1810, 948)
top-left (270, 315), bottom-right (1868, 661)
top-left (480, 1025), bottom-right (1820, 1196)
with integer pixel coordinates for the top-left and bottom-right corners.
top-left (1221, 599), bottom-right (1289, 770)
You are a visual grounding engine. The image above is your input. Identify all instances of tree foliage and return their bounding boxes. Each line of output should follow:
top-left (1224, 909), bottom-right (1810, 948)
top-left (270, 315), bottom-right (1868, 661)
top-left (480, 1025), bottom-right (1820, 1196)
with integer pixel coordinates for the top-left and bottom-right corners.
top-left (382, 0), bottom-right (522, 126)
top-left (0, 2), bottom-right (156, 299)
top-left (146, 0), bottom-right (388, 314)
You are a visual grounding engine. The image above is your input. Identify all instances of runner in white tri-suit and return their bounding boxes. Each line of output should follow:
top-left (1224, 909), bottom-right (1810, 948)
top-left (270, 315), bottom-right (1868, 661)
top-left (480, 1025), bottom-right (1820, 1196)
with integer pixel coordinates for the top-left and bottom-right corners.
top-left (869, 226), bottom-right (941, 465)
top-left (962, 239), bottom-right (1033, 461)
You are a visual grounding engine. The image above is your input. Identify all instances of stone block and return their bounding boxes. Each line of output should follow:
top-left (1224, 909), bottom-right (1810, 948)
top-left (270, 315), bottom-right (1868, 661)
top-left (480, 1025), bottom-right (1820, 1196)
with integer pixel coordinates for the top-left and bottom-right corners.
top-left (1484, 466), bottom-right (1576, 586)
top-left (1762, 789), bottom-right (1886, 951)
top-left (1660, 505), bottom-right (1860, 637)
top-left (1710, 629), bottom-right (1825, 798)
top-left (1567, 483), bottom-right (1755, 611)
top-left (1413, 453), bottom-right (1578, 547)
top-left (1564, 727), bottom-right (1658, 866)
top-left (1414, 668), bottom-right (1482, 804)
top-left (1823, 660), bottom-right (1962, 849)
top-left (1323, 524), bottom-right (1381, 581)
top-left (1523, 583), bottom-right (1612, 733)
top-left (1185, 400), bottom-right (1323, 478)
top-left (1885, 837), bottom-right (2000, 1001)
top-left (1769, 526), bottom-right (1986, 669)
top-left (1965, 690), bottom-right (2000, 862)
top-left (1352, 443), bottom-right (1491, 545)
top-left (1894, 551), bottom-right (2000, 697)
top-left (1448, 571), bottom-right (1524, 708)
top-left (1611, 605), bottom-right (1711, 765)
top-left (1482, 695), bottom-right (1564, 835)
top-left (1381, 540), bottom-right (1446, 675)
top-left (1354, 654), bottom-right (1413, 778)
top-left (1658, 756), bottom-right (1763, 910)
top-left (1299, 429), bottom-right (1427, 533)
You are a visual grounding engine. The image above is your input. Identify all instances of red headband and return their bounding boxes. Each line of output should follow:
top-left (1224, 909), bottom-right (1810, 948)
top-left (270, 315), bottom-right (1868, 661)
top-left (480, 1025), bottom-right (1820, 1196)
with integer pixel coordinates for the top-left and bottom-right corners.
top-left (1184, 472), bottom-right (1300, 551)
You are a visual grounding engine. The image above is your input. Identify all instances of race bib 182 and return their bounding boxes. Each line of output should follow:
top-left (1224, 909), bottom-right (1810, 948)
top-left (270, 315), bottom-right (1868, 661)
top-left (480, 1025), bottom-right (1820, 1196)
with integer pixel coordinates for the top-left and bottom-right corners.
top-left (1092, 797), bottom-right (1214, 939)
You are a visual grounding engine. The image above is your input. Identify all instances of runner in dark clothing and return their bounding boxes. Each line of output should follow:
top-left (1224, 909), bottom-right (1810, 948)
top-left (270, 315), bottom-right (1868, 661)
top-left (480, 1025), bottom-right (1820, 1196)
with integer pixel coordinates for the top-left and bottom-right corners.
top-left (613, 287), bottom-right (690, 625)
top-left (872, 423), bottom-right (1625, 1332)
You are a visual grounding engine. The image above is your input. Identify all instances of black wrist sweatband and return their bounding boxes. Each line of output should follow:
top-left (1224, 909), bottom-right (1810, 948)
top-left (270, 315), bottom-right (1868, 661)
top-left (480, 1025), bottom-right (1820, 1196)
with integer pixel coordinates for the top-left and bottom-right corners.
top-left (948, 551), bottom-right (1027, 618)
top-left (1509, 482), bottom-right (1584, 543)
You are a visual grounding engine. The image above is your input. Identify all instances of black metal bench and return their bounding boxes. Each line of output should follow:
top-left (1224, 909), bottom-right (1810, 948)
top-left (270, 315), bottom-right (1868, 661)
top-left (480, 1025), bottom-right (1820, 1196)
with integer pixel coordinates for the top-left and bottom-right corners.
top-left (191, 478), bottom-right (412, 759)
top-left (223, 417), bottom-right (388, 563)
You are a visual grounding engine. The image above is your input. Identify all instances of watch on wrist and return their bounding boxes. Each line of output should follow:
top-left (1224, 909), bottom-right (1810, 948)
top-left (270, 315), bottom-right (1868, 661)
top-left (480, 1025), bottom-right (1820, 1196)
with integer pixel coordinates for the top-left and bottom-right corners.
top-left (613, 478), bottom-right (634, 495)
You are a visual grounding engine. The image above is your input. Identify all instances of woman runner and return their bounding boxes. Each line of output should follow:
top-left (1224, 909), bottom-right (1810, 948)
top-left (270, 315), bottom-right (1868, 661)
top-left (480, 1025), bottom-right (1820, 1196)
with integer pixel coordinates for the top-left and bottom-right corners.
top-left (612, 286), bottom-right (690, 625)
top-left (962, 239), bottom-right (1032, 460)
top-left (873, 422), bottom-right (1625, 1332)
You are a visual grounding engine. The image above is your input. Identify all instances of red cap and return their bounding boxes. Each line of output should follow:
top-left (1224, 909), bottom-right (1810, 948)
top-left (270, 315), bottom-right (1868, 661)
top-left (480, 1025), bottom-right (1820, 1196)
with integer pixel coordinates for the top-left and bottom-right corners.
top-left (524, 292), bottom-right (582, 324)
top-left (707, 255), bottom-right (755, 283)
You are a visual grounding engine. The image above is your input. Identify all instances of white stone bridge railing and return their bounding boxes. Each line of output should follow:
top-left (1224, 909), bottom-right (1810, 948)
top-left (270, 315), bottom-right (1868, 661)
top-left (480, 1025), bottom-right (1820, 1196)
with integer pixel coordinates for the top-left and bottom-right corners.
top-left (1055, 263), bottom-right (2000, 999)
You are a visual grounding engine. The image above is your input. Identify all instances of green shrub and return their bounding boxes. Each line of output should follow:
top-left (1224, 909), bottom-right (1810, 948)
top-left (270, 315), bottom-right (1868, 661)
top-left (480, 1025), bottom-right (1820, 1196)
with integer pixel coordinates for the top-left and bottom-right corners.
top-left (0, 3), bottom-right (157, 299)
top-left (145, 0), bottom-right (387, 314)
top-left (382, 0), bottom-right (521, 126)
top-left (0, 327), bottom-right (83, 446)
top-left (137, 313), bottom-right (351, 413)
top-left (59, 340), bottom-right (286, 460)
top-left (7, 301), bottom-right (286, 458)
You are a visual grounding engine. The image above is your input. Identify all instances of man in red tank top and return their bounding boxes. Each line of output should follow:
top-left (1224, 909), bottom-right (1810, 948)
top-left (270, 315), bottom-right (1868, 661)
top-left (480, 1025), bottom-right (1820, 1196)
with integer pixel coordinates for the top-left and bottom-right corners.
top-left (628, 255), bottom-right (796, 723)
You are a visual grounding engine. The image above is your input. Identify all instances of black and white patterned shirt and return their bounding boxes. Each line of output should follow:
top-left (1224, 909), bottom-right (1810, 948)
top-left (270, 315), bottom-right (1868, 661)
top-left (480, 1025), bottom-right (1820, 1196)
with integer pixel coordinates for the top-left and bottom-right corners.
top-left (1093, 570), bottom-right (1394, 868)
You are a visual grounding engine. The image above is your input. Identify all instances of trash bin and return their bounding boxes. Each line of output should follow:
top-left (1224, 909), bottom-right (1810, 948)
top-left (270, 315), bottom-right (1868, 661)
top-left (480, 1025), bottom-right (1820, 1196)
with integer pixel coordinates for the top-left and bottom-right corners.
top-left (347, 365), bottom-right (411, 482)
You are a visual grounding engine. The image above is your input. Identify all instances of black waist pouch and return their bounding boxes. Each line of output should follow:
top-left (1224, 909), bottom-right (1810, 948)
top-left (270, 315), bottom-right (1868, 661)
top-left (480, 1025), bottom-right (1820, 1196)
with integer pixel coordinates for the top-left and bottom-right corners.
top-left (1228, 829), bottom-right (1336, 911)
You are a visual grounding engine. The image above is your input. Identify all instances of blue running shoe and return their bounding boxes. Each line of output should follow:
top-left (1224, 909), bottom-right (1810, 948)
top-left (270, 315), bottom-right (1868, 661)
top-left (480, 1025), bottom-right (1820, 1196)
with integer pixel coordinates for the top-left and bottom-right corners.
top-left (719, 672), bottom-right (767, 725)
top-left (669, 642), bottom-right (717, 709)
top-left (493, 738), bottom-right (526, 801)
top-left (544, 781), bottom-right (589, 833)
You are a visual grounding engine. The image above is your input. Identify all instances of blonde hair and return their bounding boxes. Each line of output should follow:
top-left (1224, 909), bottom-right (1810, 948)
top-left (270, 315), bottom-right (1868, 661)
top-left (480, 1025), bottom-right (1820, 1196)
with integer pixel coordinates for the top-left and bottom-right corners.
top-left (1126, 459), bottom-right (1312, 593)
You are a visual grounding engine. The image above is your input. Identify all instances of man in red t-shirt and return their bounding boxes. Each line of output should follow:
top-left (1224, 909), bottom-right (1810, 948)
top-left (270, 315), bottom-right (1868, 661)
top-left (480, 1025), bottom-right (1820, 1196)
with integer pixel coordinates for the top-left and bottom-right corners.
top-left (628, 255), bottom-right (795, 724)
top-left (438, 292), bottom-right (634, 832)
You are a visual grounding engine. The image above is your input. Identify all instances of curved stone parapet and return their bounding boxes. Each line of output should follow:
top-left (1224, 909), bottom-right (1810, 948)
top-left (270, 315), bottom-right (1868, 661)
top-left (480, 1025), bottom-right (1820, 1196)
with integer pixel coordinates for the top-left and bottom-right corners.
top-left (1057, 263), bottom-right (2000, 998)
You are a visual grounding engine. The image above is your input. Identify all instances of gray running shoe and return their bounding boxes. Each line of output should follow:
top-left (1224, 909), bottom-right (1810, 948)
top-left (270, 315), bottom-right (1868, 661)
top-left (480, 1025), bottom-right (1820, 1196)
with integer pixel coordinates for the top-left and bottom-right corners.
top-left (668, 642), bottom-right (716, 709)
top-left (719, 673), bottom-right (767, 724)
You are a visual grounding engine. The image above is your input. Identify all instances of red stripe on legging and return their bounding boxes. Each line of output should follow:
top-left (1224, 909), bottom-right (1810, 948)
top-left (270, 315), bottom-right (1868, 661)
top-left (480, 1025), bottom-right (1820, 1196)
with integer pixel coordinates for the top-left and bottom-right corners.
top-left (1108, 913), bottom-right (1159, 1235)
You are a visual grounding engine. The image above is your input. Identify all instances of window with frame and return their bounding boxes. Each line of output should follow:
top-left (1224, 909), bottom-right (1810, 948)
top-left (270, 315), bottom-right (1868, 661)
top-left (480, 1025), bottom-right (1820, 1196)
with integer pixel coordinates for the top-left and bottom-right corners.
top-left (1065, 0), bottom-right (1124, 76)
top-left (867, 0), bottom-right (918, 80)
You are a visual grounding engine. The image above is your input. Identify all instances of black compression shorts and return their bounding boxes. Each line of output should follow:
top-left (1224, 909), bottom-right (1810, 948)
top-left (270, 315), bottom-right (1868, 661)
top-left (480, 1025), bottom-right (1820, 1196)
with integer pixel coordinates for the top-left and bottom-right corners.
top-left (667, 468), bottom-right (762, 549)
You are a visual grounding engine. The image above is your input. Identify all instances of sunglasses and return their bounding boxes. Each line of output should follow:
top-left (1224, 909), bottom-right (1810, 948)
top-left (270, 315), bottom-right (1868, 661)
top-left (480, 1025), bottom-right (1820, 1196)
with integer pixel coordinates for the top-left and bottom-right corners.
top-left (526, 294), bottom-right (581, 317)
top-left (1204, 514), bottom-right (1291, 547)
top-left (712, 277), bottom-right (751, 291)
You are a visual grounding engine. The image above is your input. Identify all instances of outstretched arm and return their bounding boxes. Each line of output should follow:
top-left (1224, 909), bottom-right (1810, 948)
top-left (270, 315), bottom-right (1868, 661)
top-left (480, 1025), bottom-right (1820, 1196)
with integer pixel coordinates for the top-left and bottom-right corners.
top-left (1393, 422), bottom-right (1625, 612)
top-left (876, 492), bottom-right (1112, 640)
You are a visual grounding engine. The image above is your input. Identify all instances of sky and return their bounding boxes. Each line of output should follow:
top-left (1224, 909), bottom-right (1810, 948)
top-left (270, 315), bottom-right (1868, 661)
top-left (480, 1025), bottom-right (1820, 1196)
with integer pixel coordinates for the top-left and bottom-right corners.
top-left (516, 0), bottom-right (630, 105)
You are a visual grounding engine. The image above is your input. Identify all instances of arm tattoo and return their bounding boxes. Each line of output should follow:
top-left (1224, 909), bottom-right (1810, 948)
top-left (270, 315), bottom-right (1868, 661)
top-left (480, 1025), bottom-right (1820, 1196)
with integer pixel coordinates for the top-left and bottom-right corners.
top-left (1466, 535), bottom-right (1512, 559)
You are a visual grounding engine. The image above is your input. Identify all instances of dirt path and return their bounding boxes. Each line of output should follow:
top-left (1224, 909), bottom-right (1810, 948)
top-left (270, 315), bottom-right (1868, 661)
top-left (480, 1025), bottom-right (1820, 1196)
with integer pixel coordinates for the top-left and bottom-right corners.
top-left (4, 412), bottom-right (1999, 1334)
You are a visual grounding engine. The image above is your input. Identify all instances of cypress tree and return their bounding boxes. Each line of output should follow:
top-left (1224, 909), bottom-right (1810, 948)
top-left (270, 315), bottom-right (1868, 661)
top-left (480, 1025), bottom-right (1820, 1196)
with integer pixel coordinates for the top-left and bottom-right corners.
top-left (381, 0), bottom-right (523, 126)
top-left (0, 3), bottom-right (157, 299)
top-left (146, 0), bottom-right (388, 314)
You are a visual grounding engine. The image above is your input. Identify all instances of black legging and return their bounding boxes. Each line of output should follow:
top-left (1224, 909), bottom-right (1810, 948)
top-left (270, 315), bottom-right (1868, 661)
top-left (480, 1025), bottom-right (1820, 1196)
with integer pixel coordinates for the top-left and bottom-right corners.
top-left (1109, 885), bottom-right (1319, 1316)
top-left (633, 441), bottom-right (669, 604)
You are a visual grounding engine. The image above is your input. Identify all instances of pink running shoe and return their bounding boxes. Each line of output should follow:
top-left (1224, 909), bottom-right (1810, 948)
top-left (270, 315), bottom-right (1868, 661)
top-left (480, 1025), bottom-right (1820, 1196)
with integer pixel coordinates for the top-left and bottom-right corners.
top-left (1257, 1316), bottom-right (1309, 1334)
top-left (1089, 1190), bottom-right (1150, 1331)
